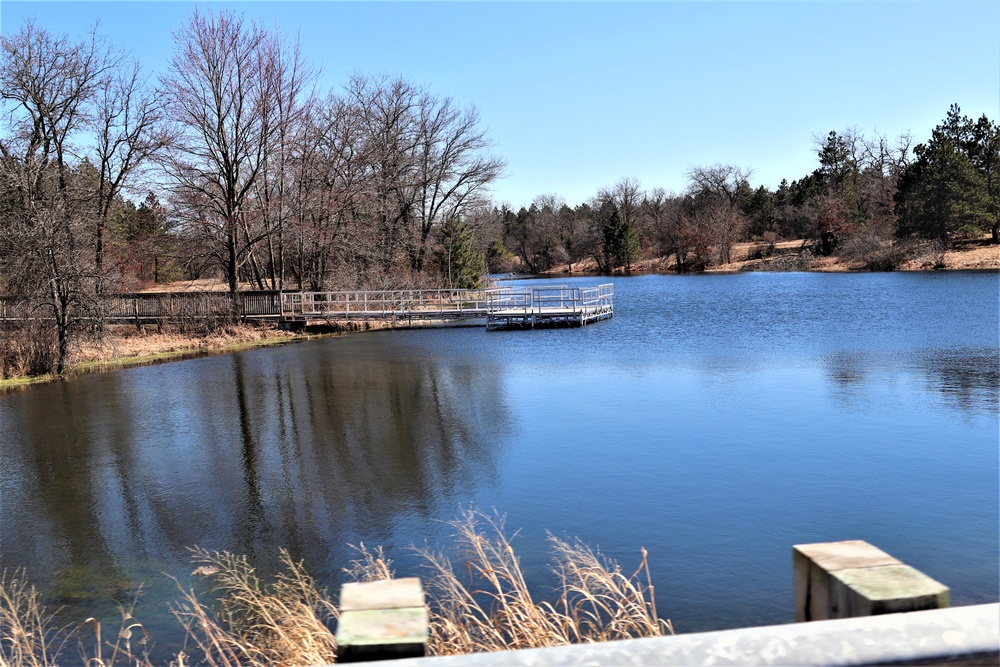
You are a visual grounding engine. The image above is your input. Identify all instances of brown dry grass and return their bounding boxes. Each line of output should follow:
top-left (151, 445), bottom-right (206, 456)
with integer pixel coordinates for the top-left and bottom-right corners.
top-left (543, 235), bottom-right (999, 275)
top-left (1, 511), bottom-right (672, 666)
top-left (70, 325), bottom-right (296, 367)
top-left (171, 548), bottom-right (338, 667)
top-left (0, 570), bottom-right (63, 667)
top-left (420, 509), bottom-right (671, 656)
top-left (0, 570), bottom-right (155, 667)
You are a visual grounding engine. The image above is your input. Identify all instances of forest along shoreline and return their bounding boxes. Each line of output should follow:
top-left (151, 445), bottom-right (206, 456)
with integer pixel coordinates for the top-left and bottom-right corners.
top-left (2, 237), bottom-right (996, 393)
top-left (542, 234), bottom-right (1000, 275)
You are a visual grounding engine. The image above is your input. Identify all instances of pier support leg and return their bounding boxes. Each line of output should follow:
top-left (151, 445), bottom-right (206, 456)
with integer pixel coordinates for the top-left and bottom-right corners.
top-left (794, 540), bottom-right (949, 622)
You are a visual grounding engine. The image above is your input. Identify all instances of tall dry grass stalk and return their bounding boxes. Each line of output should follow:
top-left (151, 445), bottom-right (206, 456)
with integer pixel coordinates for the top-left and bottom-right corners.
top-left (0, 570), bottom-right (63, 667)
top-left (342, 543), bottom-right (394, 584)
top-left (75, 594), bottom-right (154, 667)
top-left (0, 570), bottom-right (156, 667)
top-left (3, 511), bottom-right (672, 665)
top-left (170, 548), bottom-right (337, 667)
top-left (420, 509), bottom-right (672, 656)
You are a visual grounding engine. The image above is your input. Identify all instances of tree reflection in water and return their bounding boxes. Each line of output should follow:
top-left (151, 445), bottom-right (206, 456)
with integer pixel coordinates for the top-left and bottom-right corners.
top-left (823, 348), bottom-right (999, 416)
top-left (0, 333), bottom-right (512, 641)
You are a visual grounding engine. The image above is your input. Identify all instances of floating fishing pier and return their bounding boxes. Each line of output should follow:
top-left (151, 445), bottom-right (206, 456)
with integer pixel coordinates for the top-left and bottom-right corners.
top-left (482, 284), bottom-right (614, 329)
top-left (280, 284), bottom-right (614, 330)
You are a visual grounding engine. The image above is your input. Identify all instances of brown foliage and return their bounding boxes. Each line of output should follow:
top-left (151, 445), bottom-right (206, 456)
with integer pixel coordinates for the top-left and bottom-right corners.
top-left (1, 511), bottom-right (672, 666)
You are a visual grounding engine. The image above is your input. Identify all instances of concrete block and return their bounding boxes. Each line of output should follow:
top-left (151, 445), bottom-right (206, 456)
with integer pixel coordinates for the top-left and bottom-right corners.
top-left (831, 564), bottom-right (949, 617)
top-left (340, 577), bottom-right (424, 611)
top-left (794, 540), bottom-right (949, 622)
top-left (336, 578), bottom-right (428, 662)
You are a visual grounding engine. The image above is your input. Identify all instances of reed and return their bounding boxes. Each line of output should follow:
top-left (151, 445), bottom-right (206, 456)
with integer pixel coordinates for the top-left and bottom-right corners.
top-left (1, 511), bottom-right (672, 666)
top-left (171, 548), bottom-right (338, 667)
top-left (0, 570), bottom-right (155, 667)
top-left (419, 508), bottom-right (672, 655)
top-left (0, 570), bottom-right (62, 667)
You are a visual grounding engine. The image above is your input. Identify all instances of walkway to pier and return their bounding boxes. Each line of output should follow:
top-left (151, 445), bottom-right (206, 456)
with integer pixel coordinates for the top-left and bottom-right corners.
top-left (0, 284), bottom-right (614, 330)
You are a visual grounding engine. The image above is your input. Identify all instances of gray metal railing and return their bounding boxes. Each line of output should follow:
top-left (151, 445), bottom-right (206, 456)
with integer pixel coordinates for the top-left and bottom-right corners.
top-left (281, 289), bottom-right (492, 319)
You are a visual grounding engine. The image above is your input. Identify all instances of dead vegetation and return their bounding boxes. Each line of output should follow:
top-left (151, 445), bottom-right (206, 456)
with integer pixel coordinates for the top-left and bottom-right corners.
top-left (0, 321), bottom-right (58, 379)
top-left (70, 324), bottom-right (296, 367)
top-left (0, 323), bottom-right (298, 384)
top-left (543, 234), bottom-right (999, 275)
top-left (0, 510), bottom-right (671, 667)
top-left (421, 510), bottom-right (671, 656)
top-left (172, 548), bottom-right (339, 667)
top-left (0, 569), bottom-right (152, 667)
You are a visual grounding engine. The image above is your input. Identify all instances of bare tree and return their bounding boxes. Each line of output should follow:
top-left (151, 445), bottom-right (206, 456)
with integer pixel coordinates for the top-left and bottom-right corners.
top-left (638, 187), bottom-right (671, 253)
top-left (598, 177), bottom-right (643, 230)
top-left (685, 164), bottom-right (753, 264)
top-left (297, 91), bottom-right (380, 288)
top-left (246, 33), bottom-right (314, 291)
top-left (342, 74), bottom-right (422, 275)
top-left (318, 74), bottom-right (503, 283)
top-left (161, 9), bottom-right (308, 312)
top-left (0, 21), bottom-right (116, 373)
top-left (410, 92), bottom-right (505, 272)
top-left (859, 130), bottom-right (912, 230)
top-left (92, 58), bottom-right (167, 288)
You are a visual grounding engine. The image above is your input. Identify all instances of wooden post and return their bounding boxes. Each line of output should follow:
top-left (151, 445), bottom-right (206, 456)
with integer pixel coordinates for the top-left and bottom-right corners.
top-left (794, 540), bottom-right (949, 622)
top-left (336, 577), bottom-right (427, 662)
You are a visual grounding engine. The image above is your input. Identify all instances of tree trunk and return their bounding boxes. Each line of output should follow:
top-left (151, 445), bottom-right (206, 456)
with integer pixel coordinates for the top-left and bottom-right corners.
top-left (227, 226), bottom-right (241, 320)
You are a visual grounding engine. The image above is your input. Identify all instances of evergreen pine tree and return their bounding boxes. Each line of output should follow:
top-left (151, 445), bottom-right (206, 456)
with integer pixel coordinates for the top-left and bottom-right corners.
top-left (897, 106), bottom-right (994, 240)
top-left (437, 218), bottom-right (486, 288)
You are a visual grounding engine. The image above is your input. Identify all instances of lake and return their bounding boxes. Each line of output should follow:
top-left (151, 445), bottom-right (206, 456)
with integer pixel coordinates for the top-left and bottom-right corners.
top-left (1, 272), bottom-right (997, 657)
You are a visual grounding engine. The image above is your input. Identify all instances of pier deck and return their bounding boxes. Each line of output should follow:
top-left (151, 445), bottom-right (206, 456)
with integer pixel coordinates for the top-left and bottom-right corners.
top-left (281, 284), bottom-right (614, 329)
top-left (483, 284), bottom-right (614, 329)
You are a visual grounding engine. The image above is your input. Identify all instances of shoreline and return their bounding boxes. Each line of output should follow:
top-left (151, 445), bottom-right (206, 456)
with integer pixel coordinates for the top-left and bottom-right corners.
top-left (0, 326), bottom-right (305, 393)
top-left (0, 317), bottom-right (468, 392)
top-left (537, 236), bottom-right (1000, 276)
top-left (3, 245), bottom-right (997, 391)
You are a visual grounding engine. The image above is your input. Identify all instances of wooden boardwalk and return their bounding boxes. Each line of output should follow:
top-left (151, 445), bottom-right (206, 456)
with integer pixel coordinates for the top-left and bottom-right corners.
top-left (0, 285), bottom-right (614, 330)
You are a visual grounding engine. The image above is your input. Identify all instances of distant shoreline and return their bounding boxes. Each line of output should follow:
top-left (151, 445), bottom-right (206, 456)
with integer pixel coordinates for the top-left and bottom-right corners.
top-left (2, 246), bottom-right (997, 391)
top-left (537, 236), bottom-right (999, 277)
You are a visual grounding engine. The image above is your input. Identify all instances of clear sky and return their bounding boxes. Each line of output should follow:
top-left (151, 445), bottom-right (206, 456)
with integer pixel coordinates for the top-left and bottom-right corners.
top-left (2, 1), bottom-right (998, 208)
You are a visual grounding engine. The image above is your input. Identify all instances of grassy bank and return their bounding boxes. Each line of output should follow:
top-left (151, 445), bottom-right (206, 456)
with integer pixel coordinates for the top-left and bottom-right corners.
top-left (0, 315), bottom-right (471, 392)
top-left (0, 510), bottom-right (671, 667)
top-left (0, 324), bottom-right (301, 393)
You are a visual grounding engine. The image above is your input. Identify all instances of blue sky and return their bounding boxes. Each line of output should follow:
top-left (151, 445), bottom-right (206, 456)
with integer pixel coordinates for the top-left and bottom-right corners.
top-left (2, 1), bottom-right (998, 208)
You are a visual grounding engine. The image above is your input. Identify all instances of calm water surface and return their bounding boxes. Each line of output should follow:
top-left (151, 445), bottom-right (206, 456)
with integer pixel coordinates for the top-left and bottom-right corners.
top-left (1, 272), bottom-right (997, 655)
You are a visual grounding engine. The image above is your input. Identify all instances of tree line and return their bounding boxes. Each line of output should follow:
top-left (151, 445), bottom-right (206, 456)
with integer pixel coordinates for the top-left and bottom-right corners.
top-left (0, 11), bottom-right (503, 374)
top-left (483, 107), bottom-right (998, 277)
top-left (1, 10), bottom-right (997, 377)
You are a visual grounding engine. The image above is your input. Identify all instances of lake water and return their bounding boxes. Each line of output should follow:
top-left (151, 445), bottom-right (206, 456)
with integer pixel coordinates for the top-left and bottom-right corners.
top-left (1, 272), bottom-right (997, 657)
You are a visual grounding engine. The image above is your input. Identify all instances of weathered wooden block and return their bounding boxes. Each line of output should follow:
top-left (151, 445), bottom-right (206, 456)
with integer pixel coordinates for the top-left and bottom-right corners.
top-left (336, 577), bottom-right (428, 662)
top-left (794, 540), bottom-right (949, 622)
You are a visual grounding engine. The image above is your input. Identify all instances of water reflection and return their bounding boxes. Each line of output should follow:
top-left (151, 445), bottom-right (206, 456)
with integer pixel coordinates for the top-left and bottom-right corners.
top-left (919, 349), bottom-right (1000, 414)
top-left (821, 348), bottom-right (999, 416)
top-left (0, 272), bottom-right (996, 649)
top-left (0, 336), bottom-right (512, 600)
